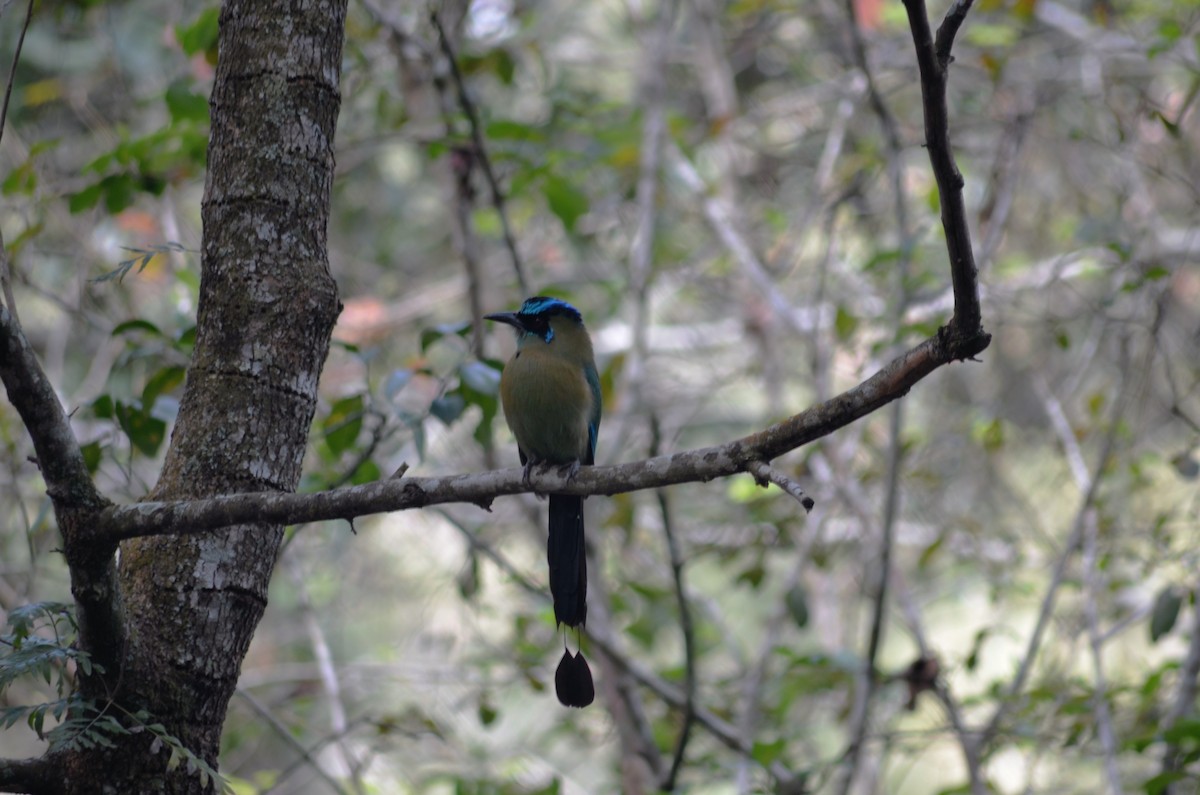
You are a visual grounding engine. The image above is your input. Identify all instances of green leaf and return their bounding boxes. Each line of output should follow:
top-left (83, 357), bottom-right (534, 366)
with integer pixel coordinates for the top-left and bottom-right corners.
top-left (785, 584), bottom-right (809, 628)
top-left (751, 737), bottom-right (785, 766)
top-left (2, 161), bottom-right (36, 196)
top-left (1171, 453), bottom-right (1199, 480)
top-left (91, 394), bottom-right (115, 420)
top-left (834, 305), bottom-right (858, 341)
top-left (80, 441), bottom-right (103, 474)
top-left (736, 563), bottom-right (765, 588)
top-left (29, 707), bottom-right (45, 739)
top-left (1162, 718), bottom-right (1200, 744)
top-left (542, 175), bottom-right (588, 234)
top-left (1151, 587), bottom-right (1183, 643)
top-left (486, 119), bottom-right (546, 142)
top-left (1144, 771), bottom-right (1187, 795)
top-left (458, 360), bottom-right (501, 396)
top-left (101, 173), bottom-right (137, 214)
top-left (67, 183), bottom-right (102, 214)
top-left (115, 402), bottom-right (167, 456)
top-left (165, 80), bottom-right (210, 124)
top-left (420, 322), bottom-right (471, 353)
top-left (430, 394), bottom-right (466, 425)
top-left (176, 7), bottom-right (220, 59)
top-left (112, 318), bottom-right (163, 337)
top-left (349, 459), bottom-right (380, 486)
top-left (323, 395), bottom-right (364, 456)
top-left (142, 366), bottom-right (186, 409)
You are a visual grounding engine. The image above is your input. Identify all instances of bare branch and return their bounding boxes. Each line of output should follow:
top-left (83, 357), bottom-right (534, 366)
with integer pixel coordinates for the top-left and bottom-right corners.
top-left (934, 0), bottom-right (976, 65)
top-left (666, 145), bottom-right (811, 337)
top-left (234, 689), bottom-right (355, 795)
top-left (584, 620), bottom-right (801, 788)
top-left (745, 460), bottom-right (814, 512)
top-left (658, 487), bottom-right (695, 792)
top-left (430, 12), bottom-right (529, 296)
top-left (900, 0), bottom-right (987, 344)
top-left (0, 306), bottom-right (123, 690)
top-left (1161, 594), bottom-right (1200, 784)
top-left (1082, 507), bottom-right (1124, 795)
top-left (0, 755), bottom-right (63, 795)
top-left (586, 548), bottom-right (667, 793)
top-left (836, 398), bottom-right (906, 795)
top-left (92, 328), bottom-right (978, 544)
top-left (0, 308), bottom-right (103, 513)
top-left (0, 0), bottom-right (34, 152)
top-left (979, 370), bottom-right (1130, 749)
top-left (286, 557), bottom-right (365, 794)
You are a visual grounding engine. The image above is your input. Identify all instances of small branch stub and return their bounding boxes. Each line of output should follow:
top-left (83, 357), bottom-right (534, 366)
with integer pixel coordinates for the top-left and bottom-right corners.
top-left (747, 460), bottom-right (815, 513)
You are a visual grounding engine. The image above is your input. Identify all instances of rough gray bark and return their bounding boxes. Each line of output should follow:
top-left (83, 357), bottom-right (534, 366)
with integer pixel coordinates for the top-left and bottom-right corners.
top-left (111, 0), bottom-right (346, 790)
top-left (0, 1), bottom-right (347, 792)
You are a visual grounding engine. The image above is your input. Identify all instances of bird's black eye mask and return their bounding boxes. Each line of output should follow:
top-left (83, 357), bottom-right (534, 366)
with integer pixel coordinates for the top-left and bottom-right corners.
top-left (516, 313), bottom-right (553, 342)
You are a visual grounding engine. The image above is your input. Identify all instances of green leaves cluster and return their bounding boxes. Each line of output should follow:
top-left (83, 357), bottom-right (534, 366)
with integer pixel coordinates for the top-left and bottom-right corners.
top-left (1, 602), bottom-right (229, 791)
top-left (0, 603), bottom-right (89, 740)
top-left (82, 317), bottom-right (193, 468)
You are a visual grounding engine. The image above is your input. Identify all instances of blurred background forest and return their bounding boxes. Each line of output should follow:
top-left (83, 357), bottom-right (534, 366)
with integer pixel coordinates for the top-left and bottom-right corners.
top-left (0, 0), bottom-right (1198, 793)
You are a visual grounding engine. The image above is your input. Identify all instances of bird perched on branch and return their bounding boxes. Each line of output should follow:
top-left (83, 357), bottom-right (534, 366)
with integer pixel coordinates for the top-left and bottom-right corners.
top-left (485, 296), bottom-right (601, 708)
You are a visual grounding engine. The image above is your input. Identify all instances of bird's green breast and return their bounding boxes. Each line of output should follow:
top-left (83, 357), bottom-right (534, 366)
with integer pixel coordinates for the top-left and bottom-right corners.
top-left (499, 346), bottom-right (593, 464)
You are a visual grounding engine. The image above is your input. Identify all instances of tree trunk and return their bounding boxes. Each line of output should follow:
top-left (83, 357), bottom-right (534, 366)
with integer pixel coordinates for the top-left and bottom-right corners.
top-left (59, 1), bottom-right (347, 791)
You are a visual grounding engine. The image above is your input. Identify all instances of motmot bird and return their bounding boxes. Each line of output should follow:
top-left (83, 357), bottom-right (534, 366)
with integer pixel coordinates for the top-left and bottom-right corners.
top-left (485, 296), bottom-right (601, 707)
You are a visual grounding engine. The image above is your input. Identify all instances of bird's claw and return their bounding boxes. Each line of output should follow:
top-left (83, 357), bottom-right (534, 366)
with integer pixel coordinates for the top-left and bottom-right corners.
top-left (558, 460), bottom-right (581, 482)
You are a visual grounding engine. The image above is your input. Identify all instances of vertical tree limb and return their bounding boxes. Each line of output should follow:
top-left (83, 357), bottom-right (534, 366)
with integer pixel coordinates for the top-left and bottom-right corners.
top-left (900, 0), bottom-right (985, 342)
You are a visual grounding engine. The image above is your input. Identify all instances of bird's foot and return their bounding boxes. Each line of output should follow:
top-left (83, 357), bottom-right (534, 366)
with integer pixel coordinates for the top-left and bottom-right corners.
top-left (521, 460), bottom-right (535, 487)
top-left (557, 460), bottom-right (581, 483)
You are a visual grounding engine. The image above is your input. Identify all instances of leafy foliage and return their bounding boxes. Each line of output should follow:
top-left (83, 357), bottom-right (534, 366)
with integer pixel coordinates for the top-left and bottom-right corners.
top-left (1, 0), bottom-right (1198, 791)
top-left (0, 604), bottom-right (229, 791)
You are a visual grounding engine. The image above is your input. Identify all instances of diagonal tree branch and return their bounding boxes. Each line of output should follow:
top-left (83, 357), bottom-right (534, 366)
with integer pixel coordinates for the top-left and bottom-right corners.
top-left (0, 306), bottom-right (123, 694)
top-left (91, 326), bottom-right (983, 545)
top-left (0, 755), bottom-right (63, 794)
top-left (0, 310), bottom-right (102, 513)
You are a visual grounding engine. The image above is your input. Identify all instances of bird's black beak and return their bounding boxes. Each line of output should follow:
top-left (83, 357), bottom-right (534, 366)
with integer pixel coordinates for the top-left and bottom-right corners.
top-left (484, 311), bottom-right (524, 331)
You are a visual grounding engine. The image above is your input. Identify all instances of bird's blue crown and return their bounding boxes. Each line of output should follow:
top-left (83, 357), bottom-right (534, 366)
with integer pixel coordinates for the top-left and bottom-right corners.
top-left (518, 296), bottom-right (583, 324)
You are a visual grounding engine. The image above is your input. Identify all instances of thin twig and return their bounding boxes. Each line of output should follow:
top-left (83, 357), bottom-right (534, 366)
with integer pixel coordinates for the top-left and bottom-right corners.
top-left (666, 144), bottom-right (811, 337)
top-left (0, 0), bottom-right (33, 152)
top-left (656, 429), bottom-right (696, 791)
top-left (626, 0), bottom-right (674, 404)
top-left (1041, 352), bottom-right (1126, 795)
top-left (1082, 506), bottom-right (1124, 795)
top-left (935, 0), bottom-right (977, 64)
top-left (837, 0), bottom-right (922, 785)
top-left (286, 556), bottom-right (365, 794)
top-left (812, 445), bottom-right (987, 793)
top-left (0, 0), bottom-right (35, 326)
top-left (585, 534), bottom-right (666, 793)
top-left (746, 460), bottom-right (815, 512)
top-left (836, 399), bottom-right (905, 795)
top-left (979, 367), bottom-right (1132, 749)
top-left (234, 689), bottom-right (354, 795)
top-left (585, 619), bottom-right (800, 787)
top-left (435, 507), bottom-right (796, 786)
top-left (735, 502), bottom-right (827, 795)
top-left (1161, 591), bottom-right (1200, 788)
top-left (430, 12), bottom-right (528, 295)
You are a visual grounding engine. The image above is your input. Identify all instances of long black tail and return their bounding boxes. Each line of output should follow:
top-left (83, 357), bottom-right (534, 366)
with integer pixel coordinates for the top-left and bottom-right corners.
top-left (547, 494), bottom-right (587, 627)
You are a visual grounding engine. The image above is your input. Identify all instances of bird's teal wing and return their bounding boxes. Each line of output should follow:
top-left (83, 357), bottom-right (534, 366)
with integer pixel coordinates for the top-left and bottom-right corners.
top-left (584, 362), bottom-right (601, 466)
